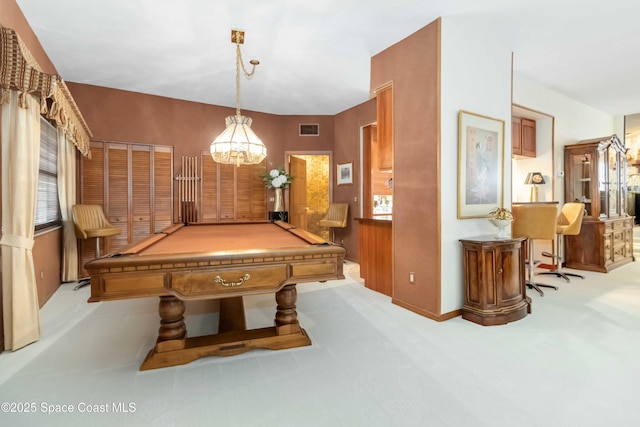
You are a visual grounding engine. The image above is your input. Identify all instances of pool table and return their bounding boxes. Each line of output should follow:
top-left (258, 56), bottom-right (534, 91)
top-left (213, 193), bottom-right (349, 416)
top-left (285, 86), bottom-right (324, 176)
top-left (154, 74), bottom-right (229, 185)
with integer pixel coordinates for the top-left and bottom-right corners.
top-left (84, 221), bottom-right (346, 370)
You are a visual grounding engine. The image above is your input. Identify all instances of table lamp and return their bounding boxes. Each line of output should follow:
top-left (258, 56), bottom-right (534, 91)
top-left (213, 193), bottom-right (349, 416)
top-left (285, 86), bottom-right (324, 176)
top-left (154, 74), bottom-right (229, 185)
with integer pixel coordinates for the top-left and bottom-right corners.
top-left (524, 172), bottom-right (545, 202)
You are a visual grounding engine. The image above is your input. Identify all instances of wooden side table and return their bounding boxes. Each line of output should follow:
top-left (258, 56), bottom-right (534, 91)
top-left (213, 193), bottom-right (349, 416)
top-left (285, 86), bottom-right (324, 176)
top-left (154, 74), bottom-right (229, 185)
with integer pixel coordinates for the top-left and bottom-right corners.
top-left (460, 236), bottom-right (530, 326)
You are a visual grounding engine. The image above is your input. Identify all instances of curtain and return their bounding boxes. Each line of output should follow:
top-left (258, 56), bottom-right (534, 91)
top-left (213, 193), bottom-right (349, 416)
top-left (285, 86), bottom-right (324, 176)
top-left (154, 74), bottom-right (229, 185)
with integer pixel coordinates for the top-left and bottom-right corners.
top-left (58, 128), bottom-right (77, 282)
top-left (1, 91), bottom-right (41, 350)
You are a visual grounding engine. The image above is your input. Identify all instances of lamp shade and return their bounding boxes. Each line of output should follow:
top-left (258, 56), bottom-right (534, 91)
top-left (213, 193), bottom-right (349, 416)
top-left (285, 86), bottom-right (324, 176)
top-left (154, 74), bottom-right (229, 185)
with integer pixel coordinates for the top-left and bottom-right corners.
top-left (210, 115), bottom-right (267, 167)
top-left (524, 172), bottom-right (545, 185)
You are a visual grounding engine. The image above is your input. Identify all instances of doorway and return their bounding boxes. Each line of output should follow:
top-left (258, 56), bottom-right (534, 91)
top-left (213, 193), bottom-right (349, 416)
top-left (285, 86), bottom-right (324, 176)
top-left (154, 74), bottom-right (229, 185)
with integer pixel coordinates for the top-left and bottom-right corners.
top-left (286, 152), bottom-right (332, 239)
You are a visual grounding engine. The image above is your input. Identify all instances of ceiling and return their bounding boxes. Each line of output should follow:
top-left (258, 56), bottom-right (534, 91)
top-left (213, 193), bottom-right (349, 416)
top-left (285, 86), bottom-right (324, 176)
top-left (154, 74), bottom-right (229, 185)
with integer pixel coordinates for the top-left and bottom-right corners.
top-left (14, 0), bottom-right (640, 117)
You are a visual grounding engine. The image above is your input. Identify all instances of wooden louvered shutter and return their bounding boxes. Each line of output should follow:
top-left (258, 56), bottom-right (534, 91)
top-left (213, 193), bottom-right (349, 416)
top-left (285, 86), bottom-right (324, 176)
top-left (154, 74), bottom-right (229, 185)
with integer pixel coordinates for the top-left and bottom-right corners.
top-left (236, 164), bottom-right (252, 220)
top-left (219, 164), bottom-right (235, 220)
top-left (153, 146), bottom-right (173, 232)
top-left (79, 141), bottom-right (105, 273)
top-left (131, 145), bottom-right (152, 242)
top-left (106, 142), bottom-right (130, 252)
top-left (200, 152), bottom-right (218, 221)
top-left (250, 161), bottom-right (267, 219)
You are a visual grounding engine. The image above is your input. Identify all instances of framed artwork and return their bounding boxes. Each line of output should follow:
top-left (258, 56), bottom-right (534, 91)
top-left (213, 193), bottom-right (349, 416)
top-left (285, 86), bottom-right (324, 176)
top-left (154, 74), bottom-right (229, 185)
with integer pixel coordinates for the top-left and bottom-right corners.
top-left (457, 110), bottom-right (505, 218)
top-left (336, 162), bottom-right (353, 185)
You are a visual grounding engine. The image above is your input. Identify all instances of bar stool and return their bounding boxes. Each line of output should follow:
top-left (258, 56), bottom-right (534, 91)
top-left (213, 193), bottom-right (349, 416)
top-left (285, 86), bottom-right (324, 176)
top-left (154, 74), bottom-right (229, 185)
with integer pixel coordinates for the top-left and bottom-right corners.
top-left (512, 204), bottom-right (559, 296)
top-left (537, 202), bottom-right (586, 282)
top-left (72, 204), bottom-right (122, 290)
top-left (319, 203), bottom-right (349, 244)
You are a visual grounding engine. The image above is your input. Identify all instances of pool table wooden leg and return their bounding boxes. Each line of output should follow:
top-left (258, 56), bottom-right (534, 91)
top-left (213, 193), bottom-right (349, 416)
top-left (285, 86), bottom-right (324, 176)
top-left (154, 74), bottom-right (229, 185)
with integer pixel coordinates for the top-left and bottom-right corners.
top-left (275, 284), bottom-right (301, 335)
top-left (218, 297), bottom-right (247, 333)
top-left (155, 296), bottom-right (187, 352)
top-left (140, 286), bottom-right (310, 370)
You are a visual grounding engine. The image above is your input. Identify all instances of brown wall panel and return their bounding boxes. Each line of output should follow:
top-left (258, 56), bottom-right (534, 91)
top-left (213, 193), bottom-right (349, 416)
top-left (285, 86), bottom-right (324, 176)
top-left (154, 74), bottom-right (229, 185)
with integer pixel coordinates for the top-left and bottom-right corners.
top-left (371, 19), bottom-right (441, 317)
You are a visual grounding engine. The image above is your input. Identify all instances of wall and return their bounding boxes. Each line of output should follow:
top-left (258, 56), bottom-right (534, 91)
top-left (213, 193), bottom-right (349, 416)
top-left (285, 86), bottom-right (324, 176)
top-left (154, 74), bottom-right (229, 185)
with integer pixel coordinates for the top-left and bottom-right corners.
top-left (32, 229), bottom-right (63, 305)
top-left (513, 72), bottom-right (615, 201)
top-left (67, 84), bottom-right (331, 209)
top-left (440, 16), bottom-right (514, 315)
top-left (333, 99), bottom-right (377, 261)
top-left (370, 21), bottom-right (442, 318)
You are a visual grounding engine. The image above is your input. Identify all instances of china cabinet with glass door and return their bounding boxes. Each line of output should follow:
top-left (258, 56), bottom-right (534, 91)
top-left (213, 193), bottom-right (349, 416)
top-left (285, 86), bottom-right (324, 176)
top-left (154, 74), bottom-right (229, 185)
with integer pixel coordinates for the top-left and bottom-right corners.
top-left (564, 135), bottom-right (635, 272)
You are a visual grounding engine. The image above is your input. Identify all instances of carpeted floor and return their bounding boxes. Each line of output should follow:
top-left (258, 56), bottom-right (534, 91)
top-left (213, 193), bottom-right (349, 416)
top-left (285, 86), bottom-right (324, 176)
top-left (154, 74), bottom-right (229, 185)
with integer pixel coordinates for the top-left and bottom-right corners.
top-left (0, 254), bottom-right (639, 426)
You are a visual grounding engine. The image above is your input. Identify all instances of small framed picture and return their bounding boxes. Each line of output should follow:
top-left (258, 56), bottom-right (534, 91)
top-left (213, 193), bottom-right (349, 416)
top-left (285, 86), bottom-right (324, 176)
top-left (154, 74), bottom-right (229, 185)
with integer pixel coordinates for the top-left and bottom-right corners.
top-left (336, 162), bottom-right (353, 186)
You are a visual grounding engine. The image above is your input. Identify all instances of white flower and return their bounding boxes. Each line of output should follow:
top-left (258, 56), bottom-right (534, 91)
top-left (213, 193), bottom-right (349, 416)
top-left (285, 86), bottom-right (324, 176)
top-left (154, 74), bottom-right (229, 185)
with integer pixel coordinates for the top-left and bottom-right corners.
top-left (272, 175), bottom-right (286, 188)
top-left (262, 168), bottom-right (292, 188)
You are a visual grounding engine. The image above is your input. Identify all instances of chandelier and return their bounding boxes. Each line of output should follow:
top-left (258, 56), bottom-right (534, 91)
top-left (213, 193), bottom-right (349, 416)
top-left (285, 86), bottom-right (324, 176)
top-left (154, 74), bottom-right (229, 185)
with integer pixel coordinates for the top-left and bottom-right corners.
top-left (210, 29), bottom-right (266, 166)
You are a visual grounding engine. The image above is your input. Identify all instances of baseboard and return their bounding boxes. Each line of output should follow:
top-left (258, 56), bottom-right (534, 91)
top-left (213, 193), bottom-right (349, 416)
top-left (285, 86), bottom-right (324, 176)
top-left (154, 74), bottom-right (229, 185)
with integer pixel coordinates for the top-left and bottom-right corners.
top-left (391, 298), bottom-right (462, 322)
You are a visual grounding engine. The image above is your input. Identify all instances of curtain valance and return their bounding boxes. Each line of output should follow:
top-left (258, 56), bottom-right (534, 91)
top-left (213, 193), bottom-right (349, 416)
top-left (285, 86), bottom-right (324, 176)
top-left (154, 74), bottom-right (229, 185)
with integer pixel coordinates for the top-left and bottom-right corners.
top-left (0, 26), bottom-right (92, 157)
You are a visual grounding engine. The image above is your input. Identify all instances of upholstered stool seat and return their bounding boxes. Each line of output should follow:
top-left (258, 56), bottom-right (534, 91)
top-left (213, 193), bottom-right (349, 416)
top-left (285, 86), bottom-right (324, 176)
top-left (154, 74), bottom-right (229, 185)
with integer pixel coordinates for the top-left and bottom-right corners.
top-left (72, 204), bottom-right (122, 290)
top-left (512, 204), bottom-right (559, 296)
top-left (319, 203), bottom-right (349, 244)
top-left (538, 202), bottom-right (585, 282)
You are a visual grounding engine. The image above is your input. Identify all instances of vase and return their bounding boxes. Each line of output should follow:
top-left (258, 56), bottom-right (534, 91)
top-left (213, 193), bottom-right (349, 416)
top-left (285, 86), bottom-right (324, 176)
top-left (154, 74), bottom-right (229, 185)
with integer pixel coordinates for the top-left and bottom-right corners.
top-left (489, 218), bottom-right (512, 239)
top-left (273, 187), bottom-right (284, 212)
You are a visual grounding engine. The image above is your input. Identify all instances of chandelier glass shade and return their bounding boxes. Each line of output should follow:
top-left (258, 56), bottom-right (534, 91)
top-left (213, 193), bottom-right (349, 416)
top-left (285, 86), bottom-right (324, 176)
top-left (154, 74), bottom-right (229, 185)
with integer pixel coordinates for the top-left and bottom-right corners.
top-left (210, 30), bottom-right (266, 166)
top-left (210, 115), bottom-right (266, 166)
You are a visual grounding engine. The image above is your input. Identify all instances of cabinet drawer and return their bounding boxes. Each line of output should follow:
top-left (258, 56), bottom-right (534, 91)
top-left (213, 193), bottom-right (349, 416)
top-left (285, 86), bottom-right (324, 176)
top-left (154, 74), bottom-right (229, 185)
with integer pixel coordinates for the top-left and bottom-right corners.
top-left (170, 265), bottom-right (289, 297)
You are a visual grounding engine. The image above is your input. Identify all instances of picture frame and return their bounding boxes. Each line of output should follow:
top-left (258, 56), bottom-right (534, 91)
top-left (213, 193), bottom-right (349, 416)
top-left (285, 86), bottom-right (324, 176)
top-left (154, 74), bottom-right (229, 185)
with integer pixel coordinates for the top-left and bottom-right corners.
top-left (336, 162), bottom-right (353, 186)
top-left (457, 110), bottom-right (505, 219)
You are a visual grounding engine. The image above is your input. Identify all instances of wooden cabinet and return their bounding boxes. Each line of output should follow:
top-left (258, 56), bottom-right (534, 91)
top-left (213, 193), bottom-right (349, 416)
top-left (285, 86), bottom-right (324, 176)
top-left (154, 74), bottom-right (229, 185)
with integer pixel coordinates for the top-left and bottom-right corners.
top-left (200, 151), bottom-right (266, 222)
top-left (512, 116), bottom-right (536, 158)
top-left (460, 236), bottom-right (529, 326)
top-left (357, 218), bottom-right (392, 296)
top-left (80, 140), bottom-right (174, 272)
top-left (564, 136), bottom-right (634, 272)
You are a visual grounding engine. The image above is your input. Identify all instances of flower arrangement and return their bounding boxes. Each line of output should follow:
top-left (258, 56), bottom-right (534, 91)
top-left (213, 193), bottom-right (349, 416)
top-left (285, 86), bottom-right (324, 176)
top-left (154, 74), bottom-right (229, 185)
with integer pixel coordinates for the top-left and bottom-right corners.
top-left (488, 207), bottom-right (513, 220)
top-left (261, 168), bottom-right (293, 189)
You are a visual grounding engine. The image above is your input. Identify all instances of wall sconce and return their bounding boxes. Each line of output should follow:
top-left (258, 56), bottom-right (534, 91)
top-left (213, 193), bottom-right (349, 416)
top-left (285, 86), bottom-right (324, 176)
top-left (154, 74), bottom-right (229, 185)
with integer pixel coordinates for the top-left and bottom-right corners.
top-left (524, 172), bottom-right (545, 202)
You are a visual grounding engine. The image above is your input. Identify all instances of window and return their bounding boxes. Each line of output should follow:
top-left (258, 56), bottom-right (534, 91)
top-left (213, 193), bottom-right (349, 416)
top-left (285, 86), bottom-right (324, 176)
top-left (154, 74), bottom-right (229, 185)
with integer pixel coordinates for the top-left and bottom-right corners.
top-left (35, 117), bottom-right (60, 230)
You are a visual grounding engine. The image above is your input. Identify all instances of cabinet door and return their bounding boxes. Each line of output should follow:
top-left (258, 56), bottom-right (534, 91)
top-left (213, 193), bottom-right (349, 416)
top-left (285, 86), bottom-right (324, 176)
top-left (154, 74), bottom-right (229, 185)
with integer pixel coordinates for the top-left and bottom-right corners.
top-left (200, 153), bottom-right (219, 221)
top-left (219, 164), bottom-right (235, 220)
top-left (106, 142), bottom-right (130, 252)
top-left (521, 118), bottom-right (536, 157)
top-left (250, 162), bottom-right (267, 219)
top-left (79, 141), bottom-right (105, 269)
top-left (236, 164), bottom-right (252, 220)
top-left (511, 117), bottom-right (522, 156)
top-left (496, 245), bottom-right (525, 304)
top-left (565, 145), bottom-right (598, 219)
top-left (131, 145), bottom-right (152, 242)
top-left (153, 146), bottom-right (173, 232)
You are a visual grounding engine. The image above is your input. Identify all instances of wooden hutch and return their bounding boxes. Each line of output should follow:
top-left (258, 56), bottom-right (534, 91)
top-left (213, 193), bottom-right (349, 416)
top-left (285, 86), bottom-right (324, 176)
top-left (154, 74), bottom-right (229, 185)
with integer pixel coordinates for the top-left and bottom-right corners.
top-left (564, 135), bottom-right (635, 272)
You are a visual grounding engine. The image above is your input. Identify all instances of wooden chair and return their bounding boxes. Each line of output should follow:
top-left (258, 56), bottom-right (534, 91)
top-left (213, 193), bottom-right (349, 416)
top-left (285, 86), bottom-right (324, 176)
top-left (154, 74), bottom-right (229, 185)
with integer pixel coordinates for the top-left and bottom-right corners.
top-left (319, 203), bottom-right (349, 244)
top-left (71, 204), bottom-right (122, 290)
top-left (512, 204), bottom-right (559, 296)
top-left (537, 202), bottom-right (586, 282)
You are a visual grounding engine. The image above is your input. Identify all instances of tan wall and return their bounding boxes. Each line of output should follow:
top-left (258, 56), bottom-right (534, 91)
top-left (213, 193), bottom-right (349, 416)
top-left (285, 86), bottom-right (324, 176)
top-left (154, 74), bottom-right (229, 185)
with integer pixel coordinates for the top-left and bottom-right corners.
top-left (333, 100), bottom-right (377, 261)
top-left (67, 83), bottom-right (340, 210)
top-left (33, 229), bottom-right (63, 305)
top-left (371, 20), bottom-right (442, 318)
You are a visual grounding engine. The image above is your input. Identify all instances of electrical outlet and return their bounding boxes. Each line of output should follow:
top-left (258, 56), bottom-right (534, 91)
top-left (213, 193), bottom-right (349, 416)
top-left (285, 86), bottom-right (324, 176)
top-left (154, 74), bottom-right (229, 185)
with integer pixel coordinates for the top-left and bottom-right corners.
top-left (409, 272), bottom-right (415, 284)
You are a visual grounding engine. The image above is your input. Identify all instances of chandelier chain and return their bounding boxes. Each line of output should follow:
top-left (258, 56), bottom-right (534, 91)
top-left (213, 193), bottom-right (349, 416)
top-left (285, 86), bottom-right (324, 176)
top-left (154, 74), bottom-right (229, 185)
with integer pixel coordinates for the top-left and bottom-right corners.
top-left (235, 42), bottom-right (258, 117)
